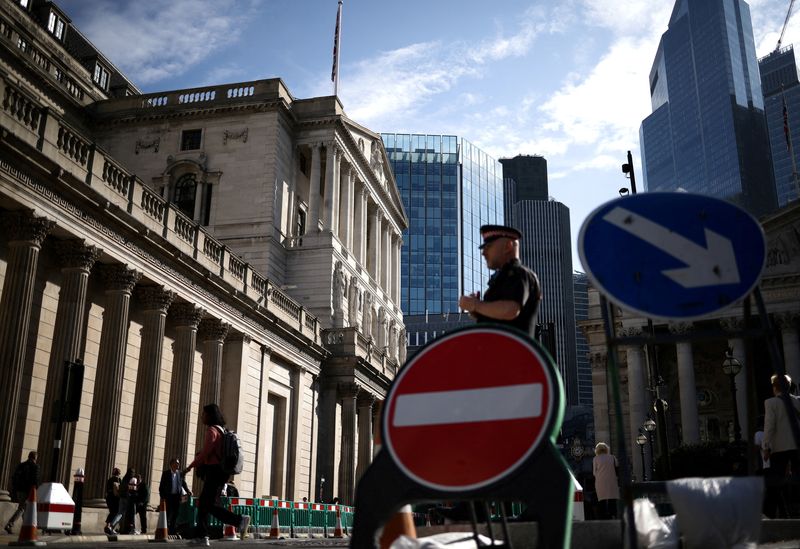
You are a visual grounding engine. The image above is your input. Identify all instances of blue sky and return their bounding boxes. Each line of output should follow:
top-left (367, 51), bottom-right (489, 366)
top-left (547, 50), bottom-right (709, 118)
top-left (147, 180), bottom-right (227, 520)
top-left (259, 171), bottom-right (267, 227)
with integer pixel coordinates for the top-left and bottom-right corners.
top-left (58, 0), bottom-right (800, 269)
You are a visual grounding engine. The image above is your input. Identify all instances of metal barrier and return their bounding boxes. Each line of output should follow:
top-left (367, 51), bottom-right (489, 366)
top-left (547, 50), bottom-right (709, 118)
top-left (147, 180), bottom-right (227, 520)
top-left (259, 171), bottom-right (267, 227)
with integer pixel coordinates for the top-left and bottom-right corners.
top-left (292, 501), bottom-right (310, 537)
top-left (309, 503), bottom-right (328, 537)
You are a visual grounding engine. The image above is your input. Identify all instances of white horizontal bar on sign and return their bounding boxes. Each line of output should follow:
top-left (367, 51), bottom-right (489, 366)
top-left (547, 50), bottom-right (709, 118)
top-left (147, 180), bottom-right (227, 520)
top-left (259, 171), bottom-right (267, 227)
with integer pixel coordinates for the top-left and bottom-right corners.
top-left (392, 384), bottom-right (543, 427)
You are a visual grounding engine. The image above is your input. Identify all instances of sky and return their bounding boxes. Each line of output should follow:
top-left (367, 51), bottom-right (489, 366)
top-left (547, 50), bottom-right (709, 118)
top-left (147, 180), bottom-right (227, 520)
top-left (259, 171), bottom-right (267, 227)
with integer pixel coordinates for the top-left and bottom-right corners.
top-left (58, 0), bottom-right (800, 270)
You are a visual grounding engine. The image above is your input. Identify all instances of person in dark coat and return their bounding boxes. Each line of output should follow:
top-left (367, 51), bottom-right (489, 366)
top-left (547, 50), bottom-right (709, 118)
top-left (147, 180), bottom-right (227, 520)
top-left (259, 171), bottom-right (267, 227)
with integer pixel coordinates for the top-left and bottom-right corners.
top-left (104, 467), bottom-right (121, 534)
top-left (135, 474), bottom-right (149, 534)
top-left (159, 458), bottom-right (191, 534)
top-left (108, 468), bottom-right (136, 534)
top-left (4, 451), bottom-right (39, 534)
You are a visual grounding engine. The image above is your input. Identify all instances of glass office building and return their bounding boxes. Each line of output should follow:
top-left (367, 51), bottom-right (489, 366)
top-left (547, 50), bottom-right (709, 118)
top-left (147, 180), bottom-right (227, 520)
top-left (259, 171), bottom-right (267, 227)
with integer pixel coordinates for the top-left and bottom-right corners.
top-left (759, 45), bottom-right (800, 207)
top-left (640, 0), bottom-right (777, 217)
top-left (573, 272), bottom-right (592, 407)
top-left (381, 134), bottom-right (503, 316)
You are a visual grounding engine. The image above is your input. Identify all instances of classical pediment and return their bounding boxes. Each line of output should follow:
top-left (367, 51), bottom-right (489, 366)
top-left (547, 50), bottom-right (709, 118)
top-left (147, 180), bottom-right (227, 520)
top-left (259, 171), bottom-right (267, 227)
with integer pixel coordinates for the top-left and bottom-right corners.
top-left (763, 202), bottom-right (800, 278)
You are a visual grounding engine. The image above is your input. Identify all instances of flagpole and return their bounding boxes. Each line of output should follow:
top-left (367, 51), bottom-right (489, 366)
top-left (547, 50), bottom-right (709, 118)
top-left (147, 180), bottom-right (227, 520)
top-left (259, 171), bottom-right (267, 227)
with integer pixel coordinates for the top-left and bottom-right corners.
top-left (332, 0), bottom-right (343, 96)
top-left (782, 85), bottom-right (800, 201)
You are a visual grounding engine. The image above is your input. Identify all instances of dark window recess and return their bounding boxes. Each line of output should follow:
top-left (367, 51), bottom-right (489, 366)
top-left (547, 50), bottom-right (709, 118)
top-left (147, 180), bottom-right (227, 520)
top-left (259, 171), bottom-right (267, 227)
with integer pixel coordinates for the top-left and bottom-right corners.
top-left (181, 129), bottom-right (202, 151)
top-left (203, 185), bottom-right (213, 226)
top-left (174, 173), bottom-right (197, 218)
top-left (296, 207), bottom-right (306, 236)
top-left (93, 63), bottom-right (110, 90)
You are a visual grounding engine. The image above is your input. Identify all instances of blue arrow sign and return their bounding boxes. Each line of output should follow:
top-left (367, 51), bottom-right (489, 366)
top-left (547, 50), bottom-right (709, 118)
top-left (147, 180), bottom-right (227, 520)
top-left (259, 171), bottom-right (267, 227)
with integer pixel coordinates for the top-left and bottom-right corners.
top-left (578, 192), bottom-right (766, 320)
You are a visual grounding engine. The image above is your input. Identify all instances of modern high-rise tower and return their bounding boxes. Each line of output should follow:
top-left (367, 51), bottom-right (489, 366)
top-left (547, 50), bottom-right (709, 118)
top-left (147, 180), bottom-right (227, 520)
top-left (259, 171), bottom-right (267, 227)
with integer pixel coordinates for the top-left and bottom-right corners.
top-left (500, 155), bottom-right (548, 202)
top-left (640, 0), bottom-right (777, 217)
top-left (759, 45), bottom-right (800, 207)
top-left (573, 272), bottom-right (593, 407)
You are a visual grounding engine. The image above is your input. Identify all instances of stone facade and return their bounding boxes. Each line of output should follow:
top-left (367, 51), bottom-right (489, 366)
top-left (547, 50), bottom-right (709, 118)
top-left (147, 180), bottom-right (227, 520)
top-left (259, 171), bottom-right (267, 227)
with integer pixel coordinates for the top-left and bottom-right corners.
top-left (0, 0), bottom-right (406, 506)
top-left (579, 201), bottom-right (800, 479)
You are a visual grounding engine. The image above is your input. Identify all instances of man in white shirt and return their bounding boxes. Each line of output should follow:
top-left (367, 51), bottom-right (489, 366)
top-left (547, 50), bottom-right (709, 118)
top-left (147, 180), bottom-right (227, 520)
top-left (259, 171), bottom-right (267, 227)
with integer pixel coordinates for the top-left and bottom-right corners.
top-left (159, 458), bottom-right (191, 534)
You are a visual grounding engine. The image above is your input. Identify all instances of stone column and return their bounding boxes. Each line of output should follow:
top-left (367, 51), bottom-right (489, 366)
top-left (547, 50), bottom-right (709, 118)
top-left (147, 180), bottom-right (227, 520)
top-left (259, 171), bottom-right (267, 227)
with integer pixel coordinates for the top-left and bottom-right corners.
top-left (306, 143), bottom-right (322, 235)
top-left (128, 285), bottom-right (174, 485)
top-left (777, 312), bottom-right (800, 384)
top-left (360, 190), bottom-right (369, 265)
top-left (315, 378), bottom-right (338, 503)
top-left (353, 187), bottom-right (365, 264)
top-left (393, 235), bottom-right (402, 304)
top-left (36, 240), bottom-right (101, 486)
top-left (338, 382), bottom-right (359, 505)
top-left (323, 142), bottom-right (339, 233)
top-left (164, 303), bottom-right (204, 469)
top-left (590, 353), bottom-right (610, 446)
top-left (286, 366), bottom-right (308, 500)
top-left (370, 209), bottom-right (382, 283)
top-left (194, 318), bottom-right (230, 454)
top-left (670, 322), bottom-right (699, 444)
top-left (383, 226), bottom-right (392, 293)
top-left (621, 328), bottom-right (647, 481)
top-left (0, 212), bottom-right (54, 499)
top-left (721, 317), bottom-right (749, 436)
top-left (84, 264), bottom-right (141, 503)
top-left (356, 392), bottom-right (375, 482)
top-left (339, 165), bottom-right (354, 250)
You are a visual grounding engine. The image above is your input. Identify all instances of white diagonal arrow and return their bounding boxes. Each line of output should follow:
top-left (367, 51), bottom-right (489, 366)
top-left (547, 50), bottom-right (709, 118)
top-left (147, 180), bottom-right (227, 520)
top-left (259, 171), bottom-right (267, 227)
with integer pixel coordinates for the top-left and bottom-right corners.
top-left (602, 206), bottom-right (740, 288)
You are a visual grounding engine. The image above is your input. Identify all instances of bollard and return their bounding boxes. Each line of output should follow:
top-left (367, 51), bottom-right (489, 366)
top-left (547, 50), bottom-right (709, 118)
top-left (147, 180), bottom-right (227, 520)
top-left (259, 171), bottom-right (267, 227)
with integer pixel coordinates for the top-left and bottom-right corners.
top-left (70, 468), bottom-right (84, 535)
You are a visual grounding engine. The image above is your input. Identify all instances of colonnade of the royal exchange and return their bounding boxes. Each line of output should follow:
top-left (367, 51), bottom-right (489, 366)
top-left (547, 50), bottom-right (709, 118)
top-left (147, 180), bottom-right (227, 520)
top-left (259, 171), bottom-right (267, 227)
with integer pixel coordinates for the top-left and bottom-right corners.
top-left (0, 0), bottom-right (408, 509)
top-left (580, 201), bottom-right (800, 483)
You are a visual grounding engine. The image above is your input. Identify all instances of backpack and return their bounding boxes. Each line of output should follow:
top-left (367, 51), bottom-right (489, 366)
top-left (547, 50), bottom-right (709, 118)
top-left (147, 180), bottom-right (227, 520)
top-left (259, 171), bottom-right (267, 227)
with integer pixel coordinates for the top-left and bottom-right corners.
top-left (11, 463), bottom-right (26, 492)
top-left (215, 426), bottom-right (243, 475)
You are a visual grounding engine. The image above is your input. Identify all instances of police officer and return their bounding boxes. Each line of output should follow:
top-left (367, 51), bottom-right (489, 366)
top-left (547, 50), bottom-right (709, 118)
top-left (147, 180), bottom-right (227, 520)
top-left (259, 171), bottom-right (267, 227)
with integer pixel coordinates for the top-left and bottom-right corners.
top-left (458, 224), bottom-right (540, 338)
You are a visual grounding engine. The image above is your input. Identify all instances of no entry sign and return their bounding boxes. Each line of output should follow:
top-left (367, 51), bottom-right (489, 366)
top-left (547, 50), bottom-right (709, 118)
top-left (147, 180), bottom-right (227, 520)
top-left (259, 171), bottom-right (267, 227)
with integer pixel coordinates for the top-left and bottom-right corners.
top-left (383, 326), bottom-right (562, 492)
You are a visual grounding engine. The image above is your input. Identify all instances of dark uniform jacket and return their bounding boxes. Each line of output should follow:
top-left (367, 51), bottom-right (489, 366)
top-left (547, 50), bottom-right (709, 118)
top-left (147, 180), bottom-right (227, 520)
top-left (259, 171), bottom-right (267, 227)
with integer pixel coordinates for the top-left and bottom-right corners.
top-left (476, 258), bottom-right (541, 339)
top-left (11, 460), bottom-right (39, 493)
top-left (159, 469), bottom-right (190, 499)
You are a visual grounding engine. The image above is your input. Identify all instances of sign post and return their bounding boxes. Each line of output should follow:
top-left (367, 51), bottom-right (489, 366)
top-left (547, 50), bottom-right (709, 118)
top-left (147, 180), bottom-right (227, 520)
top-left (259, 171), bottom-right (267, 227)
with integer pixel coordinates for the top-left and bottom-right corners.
top-left (352, 325), bottom-right (571, 549)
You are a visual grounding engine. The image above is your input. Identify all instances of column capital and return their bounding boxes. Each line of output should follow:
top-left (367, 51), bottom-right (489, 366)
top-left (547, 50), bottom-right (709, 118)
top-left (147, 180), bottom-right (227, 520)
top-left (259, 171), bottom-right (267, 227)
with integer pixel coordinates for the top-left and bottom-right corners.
top-left (0, 210), bottom-right (55, 246)
top-left (261, 344), bottom-right (273, 356)
top-left (589, 352), bottom-right (607, 369)
top-left (357, 391), bottom-right (376, 408)
top-left (720, 316), bottom-right (744, 332)
top-left (775, 312), bottom-right (800, 330)
top-left (619, 326), bottom-right (643, 338)
top-left (371, 208), bottom-right (383, 223)
top-left (198, 318), bottom-right (230, 342)
top-left (97, 264), bottom-right (141, 292)
top-left (338, 381), bottom-right (360, 399)
top-left (311, 142), bottom-right (322, 151)
top-left (169, 302), bottom-right (205, 328)
top-left (327, 141), bottom-right (340, 157)
top-left (135, 285), bottom-right (175, 312)
top-left (55, 239), bottom-right (102, 271)
top-left (668, 321), bottom-right (693, 335)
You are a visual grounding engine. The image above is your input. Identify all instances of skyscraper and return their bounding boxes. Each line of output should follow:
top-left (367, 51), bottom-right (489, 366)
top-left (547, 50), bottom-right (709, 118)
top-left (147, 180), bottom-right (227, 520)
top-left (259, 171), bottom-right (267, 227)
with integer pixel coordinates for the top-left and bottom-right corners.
top-left (573, 272), bottom-right (593, 407)
top-left (759, 45), bottom-right (800, 207)
top-left (640, 0), bottom-right (777, 217)
top-left (500, 155), bottom-right (548, 202)
top-left (381, 134), bottom-right (504, 316)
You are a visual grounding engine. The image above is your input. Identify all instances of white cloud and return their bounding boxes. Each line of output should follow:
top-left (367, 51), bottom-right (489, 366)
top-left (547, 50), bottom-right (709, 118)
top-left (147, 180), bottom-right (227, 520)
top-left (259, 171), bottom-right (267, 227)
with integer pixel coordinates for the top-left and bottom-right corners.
top-left (73, 0), bottom-right (261, 85)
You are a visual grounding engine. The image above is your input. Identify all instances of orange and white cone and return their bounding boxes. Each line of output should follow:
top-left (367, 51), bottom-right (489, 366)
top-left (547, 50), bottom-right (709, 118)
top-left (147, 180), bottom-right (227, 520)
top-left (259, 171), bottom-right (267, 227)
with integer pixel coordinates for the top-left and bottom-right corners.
top-left (373, 401), bottom-right (416, 549)
top-left (9, 486), bottom-right (45, 547)
top-left (148, 499), bottom-right (170, 543)
top-left (269, 506), bottom-right (280, 539)
top-left (332, 506), bottom-right (344, 538)
top-left (221, 523), bottom-right (239, 541)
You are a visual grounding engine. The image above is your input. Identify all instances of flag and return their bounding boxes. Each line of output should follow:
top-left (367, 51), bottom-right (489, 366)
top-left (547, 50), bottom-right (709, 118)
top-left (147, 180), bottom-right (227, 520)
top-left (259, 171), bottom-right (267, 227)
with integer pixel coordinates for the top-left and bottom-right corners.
top-left (784, 94), bottom-right (792, 152)
top-left (331, 0), bottom-right (342, 84)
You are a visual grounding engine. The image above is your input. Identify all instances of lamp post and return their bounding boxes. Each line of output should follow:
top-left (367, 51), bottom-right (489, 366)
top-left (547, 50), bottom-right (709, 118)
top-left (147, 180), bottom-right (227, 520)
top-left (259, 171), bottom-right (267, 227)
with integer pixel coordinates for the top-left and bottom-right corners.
top-left (722, 348), bottom-right (743, 443)
top-left (636, 433), bottom-right (648, 482)
top-left (643, 417), bottom-right (657, 479)
top-left (319, 476), bottom-right (326, 503)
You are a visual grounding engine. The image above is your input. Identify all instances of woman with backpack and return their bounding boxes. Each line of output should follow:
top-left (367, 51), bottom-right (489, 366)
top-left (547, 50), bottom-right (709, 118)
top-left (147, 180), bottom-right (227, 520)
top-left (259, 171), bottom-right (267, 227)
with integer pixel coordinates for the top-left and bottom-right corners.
top-left (184, 403), bottom-right (249, 546)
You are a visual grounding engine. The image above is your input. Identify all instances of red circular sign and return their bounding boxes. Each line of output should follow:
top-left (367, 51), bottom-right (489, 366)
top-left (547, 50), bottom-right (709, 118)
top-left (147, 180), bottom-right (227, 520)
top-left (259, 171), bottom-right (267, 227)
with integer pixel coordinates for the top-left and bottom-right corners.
top-left (383, 327), bottom-right (558, 492)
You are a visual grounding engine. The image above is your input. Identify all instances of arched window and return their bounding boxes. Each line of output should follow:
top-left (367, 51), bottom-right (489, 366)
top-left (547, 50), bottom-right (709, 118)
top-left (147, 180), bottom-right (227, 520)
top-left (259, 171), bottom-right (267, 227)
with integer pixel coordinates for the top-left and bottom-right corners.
top-left (174, 173), bottom-right (197, 218)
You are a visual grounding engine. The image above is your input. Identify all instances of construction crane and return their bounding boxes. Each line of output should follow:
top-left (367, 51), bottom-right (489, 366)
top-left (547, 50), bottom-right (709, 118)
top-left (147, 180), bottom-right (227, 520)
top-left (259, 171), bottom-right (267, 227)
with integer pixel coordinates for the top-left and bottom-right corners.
top-left (776, 0), bottom-right (797, 52)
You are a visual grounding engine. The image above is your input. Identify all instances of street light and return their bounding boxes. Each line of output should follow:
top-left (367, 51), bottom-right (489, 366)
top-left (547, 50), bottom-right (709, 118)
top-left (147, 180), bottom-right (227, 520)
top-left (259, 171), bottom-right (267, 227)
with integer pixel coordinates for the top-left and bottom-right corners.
top-left (643, 417), bottom-right (657, 478)
top-left (636, 433), bottom-right (648, 481)
top-left (319, 476), bottom-right (326, 503)
top-left (619, 187), bottom-right (630, 196)
top-left (722, 348), bottom-right (743, 442)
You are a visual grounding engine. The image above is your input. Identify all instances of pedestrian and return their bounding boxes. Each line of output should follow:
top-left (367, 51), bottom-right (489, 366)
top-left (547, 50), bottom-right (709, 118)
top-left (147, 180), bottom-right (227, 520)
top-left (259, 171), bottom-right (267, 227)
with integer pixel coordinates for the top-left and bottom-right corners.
top-left (763, 374), bottom-right (800, 518)
top-left (183, 403), bottom-right (250, 547)
top-left (3, 451), bottom-right (39, 535)
top-left (225, 478), bottom-right (239, 498)
top-left (159, 458), bottom-right (191, 535)
top-left (134, 473), bottom-right (149, 534)
top-left (108, 468), bottom-right (136, 534)
top-left (458, 225), bottom-right (541, 339)
top-left (593, 442), bottom-right (619, 520)
top-left (103, 467), bottom-right (121, 535)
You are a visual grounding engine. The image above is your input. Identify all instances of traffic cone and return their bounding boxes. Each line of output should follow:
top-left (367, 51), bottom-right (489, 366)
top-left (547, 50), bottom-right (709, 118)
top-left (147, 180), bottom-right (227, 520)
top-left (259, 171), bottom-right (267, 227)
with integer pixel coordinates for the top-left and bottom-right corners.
top-left (148, 499), bottom-right (170, 543)
top-left (9, 486), bottom-right (45, 547)
top-left (221, 522), bottom-right (239, 541)
top-left (269, 506), bottom-right (280, 539)
top-left (332, 505), bottom-right (344, 538)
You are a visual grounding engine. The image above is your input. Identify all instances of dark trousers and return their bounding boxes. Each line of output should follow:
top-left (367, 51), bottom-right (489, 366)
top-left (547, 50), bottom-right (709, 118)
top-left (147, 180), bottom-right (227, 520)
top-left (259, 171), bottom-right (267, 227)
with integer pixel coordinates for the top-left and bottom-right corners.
top-left (136, 504), bottom-right (147, 533)
top-left (765, 450), bottom-right (800, 518)
top-left (164, 494), bottom-right (181, 534)
top-left (105, 497), bottom-right (119, 524)
top-left (5, 490), bottom-right (27, 528)
top-left (195, 465), bottom-right (241, 538)
top-left (596, 499), bottom-right (618, 520)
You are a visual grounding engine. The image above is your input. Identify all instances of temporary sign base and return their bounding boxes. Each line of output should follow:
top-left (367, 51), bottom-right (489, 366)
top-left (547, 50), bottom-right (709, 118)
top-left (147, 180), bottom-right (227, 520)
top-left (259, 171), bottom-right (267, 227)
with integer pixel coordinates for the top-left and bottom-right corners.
top-left (352, 325), bottom-right (572, 549)
top-left (37, 483), bottom-right (74, 532)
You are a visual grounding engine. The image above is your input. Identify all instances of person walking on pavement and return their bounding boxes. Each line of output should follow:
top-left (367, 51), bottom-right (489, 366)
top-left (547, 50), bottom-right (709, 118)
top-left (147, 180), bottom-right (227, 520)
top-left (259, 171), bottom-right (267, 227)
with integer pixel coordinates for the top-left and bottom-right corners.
top-left (3, 451), bottom-right (39, 534)
top-left (107, 468), bottom-right (136, 534)
top-left (763, 374), bottom-right (800, 517)
top-left (159, 458), bottom-right (191, 535)
top-left (458, 224), bottom-right (541, 339)
top-left (593, 442), bottom-right (620, 520)
top-left (103, 467), bottom-right (121, 534)
top-left (184, 403), bottom-right (250, 546)
top-left (134, 473), bottom-right (149, 534)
